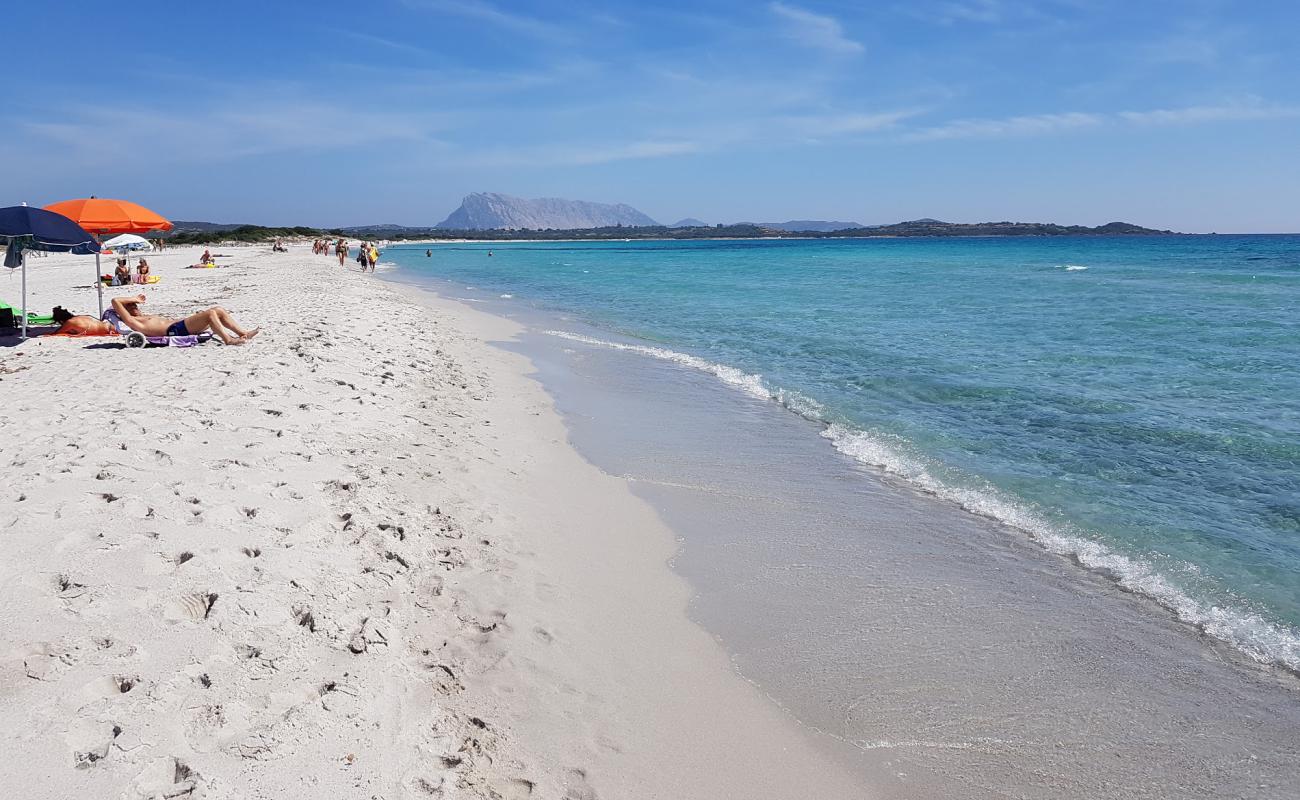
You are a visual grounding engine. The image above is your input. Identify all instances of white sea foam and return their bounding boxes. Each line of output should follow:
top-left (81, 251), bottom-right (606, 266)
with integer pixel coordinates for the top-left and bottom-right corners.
top-left (542, 329), bottom-right (1300, 673)
top-left (544, 330), bottom-right (771, 401)
top-left (500, 294), bottom-right (514, 299)
top-left (1061, 264), bottom-right (1089, 271)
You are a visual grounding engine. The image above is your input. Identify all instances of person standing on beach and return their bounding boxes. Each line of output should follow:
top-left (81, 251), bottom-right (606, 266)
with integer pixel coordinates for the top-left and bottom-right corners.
top-left (368, 243), bottom-right (380, 272)
top-left (337, 239), bottom-right (347, 267)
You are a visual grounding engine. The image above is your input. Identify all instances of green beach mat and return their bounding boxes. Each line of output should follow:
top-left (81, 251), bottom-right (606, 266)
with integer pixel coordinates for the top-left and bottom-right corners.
top-left (0, 300), bottom-right (54, 326)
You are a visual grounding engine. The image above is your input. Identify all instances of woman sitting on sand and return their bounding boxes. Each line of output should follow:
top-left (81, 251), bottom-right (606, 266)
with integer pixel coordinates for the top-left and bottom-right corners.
top-left (134, 259), bottom-right (151, 284)
top-left (113, 259), bottom-right (131, 286)
top-left (110, 294), bottom-right (260, 345)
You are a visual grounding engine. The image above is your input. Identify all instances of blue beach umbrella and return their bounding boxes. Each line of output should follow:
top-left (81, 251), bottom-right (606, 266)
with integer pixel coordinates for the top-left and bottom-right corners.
top-left (0, 205), bottom-right (100, 339)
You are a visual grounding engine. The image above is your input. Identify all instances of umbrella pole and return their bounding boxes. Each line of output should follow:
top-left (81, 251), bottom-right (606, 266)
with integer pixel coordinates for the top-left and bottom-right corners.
top-left (20, 251), bottom-right (27, 340)
top-left (95, 251), bottom-right (104, 316)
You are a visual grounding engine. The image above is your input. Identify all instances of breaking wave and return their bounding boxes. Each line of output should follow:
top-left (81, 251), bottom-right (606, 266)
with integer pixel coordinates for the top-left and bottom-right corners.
top-left (543, 328), bottom-right (1300, 673)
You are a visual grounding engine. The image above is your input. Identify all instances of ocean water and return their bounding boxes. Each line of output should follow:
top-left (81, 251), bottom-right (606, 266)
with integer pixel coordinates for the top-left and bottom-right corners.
top-left (383, 235), bottom-right (1300, 672)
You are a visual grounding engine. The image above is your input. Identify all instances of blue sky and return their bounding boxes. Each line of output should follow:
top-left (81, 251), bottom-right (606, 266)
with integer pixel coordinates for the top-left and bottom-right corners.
top-left (6, 0), bottom-right (1299, 231)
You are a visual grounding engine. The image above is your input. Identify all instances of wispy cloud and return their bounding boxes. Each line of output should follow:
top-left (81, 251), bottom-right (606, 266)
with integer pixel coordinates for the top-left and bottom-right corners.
top-left (769, 3), bottom-right (864, 55)
top-left (935, 0), bottom-right (1003, 24)
top-left (402, 0), bottom-right (567, 41)
top-left (1119, 103), bottom-right (1300, 125)
top-left (332, 29), bottom-right (431, 57)
top-left (906, 101), bottom-right (1300, 141)
top-left (21, 101), bottom-right (449, 167)
top-left (462, 139), bottom-right (703, 168)
top-left (1140, 35), bottom-right (1219, 66)
top-left (784, 109), bottom-right (920, 136)
top-left (906, 111), bottom-right (1102, 141)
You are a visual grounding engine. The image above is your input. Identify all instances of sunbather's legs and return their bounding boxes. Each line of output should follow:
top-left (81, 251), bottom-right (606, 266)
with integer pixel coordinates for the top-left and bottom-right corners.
top-left (172, 307), bottom-right (259, 345)
top-left (212, 307), bottom-right (258, 340)
top-left (181, 309), bottom-right (242, 345)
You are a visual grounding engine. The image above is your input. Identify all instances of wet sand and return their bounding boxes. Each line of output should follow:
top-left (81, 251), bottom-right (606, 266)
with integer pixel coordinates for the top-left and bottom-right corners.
top-left (510, 307), bottom-right (1300, 800)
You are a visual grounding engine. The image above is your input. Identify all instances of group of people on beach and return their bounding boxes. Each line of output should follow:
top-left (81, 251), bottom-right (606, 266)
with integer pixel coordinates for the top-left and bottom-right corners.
top-left (311, 237), bottom-right (379, 271)
top-left (111, 257), bottom-right (151, 285)
top-left (49, 244), bottom-right (260, 345)
top-left (356, 241), bottom-right (380, 272)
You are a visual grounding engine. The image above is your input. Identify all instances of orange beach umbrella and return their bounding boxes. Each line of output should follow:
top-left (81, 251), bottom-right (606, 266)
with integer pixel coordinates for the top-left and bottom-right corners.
top-left (43, 197), bottom-right (173, 315)
top-left (44, 197), bottom-right (172, 235)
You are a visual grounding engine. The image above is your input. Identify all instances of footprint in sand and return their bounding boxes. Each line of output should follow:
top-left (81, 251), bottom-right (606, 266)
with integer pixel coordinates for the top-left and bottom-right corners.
top-left (563, 768), bottom-right (600, 800)
top-left (164, 592), bottom-right (217, 623)
top-left (423, 662), bottom-right (464, 696)
top-left (182, 701), bottom-right (251, 754)
top-left (66, 720), bottom-right (122, 769)
top-left (293, 605), bottom-right (317, 633)
top-left (129, 757), bottom-right (200, 799)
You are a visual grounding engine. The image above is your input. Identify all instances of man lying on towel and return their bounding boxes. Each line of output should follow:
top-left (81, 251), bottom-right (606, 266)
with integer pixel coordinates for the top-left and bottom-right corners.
top-left (110, 294), bottom-right (260, 346)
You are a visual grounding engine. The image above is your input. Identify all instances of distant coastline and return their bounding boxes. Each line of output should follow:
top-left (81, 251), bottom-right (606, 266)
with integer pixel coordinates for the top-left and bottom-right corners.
top-left (159, 219), bottom-right (1181, 245)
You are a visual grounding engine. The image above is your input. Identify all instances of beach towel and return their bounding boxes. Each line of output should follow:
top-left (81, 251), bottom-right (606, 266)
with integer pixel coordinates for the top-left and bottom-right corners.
top-left (42, 324), bottom-right (118, 338)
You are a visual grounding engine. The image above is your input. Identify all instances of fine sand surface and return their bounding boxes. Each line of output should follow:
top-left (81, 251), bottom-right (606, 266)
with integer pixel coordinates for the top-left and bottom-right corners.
top-left (0, 246), bottom-right (866, 799)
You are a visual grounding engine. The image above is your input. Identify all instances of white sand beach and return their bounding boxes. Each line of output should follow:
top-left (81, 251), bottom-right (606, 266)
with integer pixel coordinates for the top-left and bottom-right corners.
top-left (0, 246), bottom-right (866, 799)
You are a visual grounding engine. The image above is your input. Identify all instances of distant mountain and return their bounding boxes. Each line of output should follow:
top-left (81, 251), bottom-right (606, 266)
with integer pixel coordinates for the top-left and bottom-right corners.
top-left (437, 192), bottom-right (658, 230)
top-left (671, 218), bottom-right (709, 228)
top-left (852, 219), bottom-right (1174, 236)
top-left (741, 220), bottom-right (864, 233)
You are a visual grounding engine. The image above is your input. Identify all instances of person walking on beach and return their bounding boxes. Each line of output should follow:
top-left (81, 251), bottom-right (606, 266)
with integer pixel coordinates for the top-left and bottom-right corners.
top-left (357, 241), bottom-right (369, 271)
top-left (337, 239), bottom-right (348, 267)
top-left (367, 243), bottom-right (380, 272)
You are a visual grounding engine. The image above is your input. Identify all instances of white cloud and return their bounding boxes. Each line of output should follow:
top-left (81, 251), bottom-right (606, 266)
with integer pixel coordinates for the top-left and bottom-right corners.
top-left (1119, 103), bottom-right (1300, 125)
top-left (936, 0), bottom-right (1003, 24)
top-left (402, 0), bottom-right (566, 41)
top-left (463, 139), bottom-right (703, 168)
top-left (785, 109), bottom-right (920, 136)
top-left (905, 101), bottom-right (1300, 142)
top-left (22, 101), bottom-right (449, 167)
top-left (769, 3), bottom-right (864, 55)
top-left (906, 111), bottom-right (1103, 141)
top-left (333, 30), bottom-right (431, 56)
top-left (1140, 35), bottom-right (1219, 66)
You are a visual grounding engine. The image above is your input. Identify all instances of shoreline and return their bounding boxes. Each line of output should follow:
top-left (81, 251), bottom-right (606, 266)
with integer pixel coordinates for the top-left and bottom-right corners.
top-left (381, 246), bottom-right (1300, 678)
top-left (0, 245), bottom-right (865, 798)
top-left (380, 254), bottom-right (1300, 798)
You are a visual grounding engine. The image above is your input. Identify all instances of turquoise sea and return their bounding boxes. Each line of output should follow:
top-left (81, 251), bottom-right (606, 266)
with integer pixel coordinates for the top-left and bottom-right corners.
top-left (384, 235), bottom-right (1300, 671)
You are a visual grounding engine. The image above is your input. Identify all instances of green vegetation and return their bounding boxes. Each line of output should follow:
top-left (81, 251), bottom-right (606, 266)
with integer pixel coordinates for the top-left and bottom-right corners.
top-left (160, 220), bottom-right (1176, 244)
top-left (164, 225), bottom-right (344, 245)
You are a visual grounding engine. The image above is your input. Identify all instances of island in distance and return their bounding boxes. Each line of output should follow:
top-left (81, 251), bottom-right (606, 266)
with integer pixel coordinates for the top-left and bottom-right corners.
top-left (427, 193), bottom-right (1173, 237)
top-left (436, 192), bottom-right (659, 230)
top-left (159, 195), bottom-right (1177, 244)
